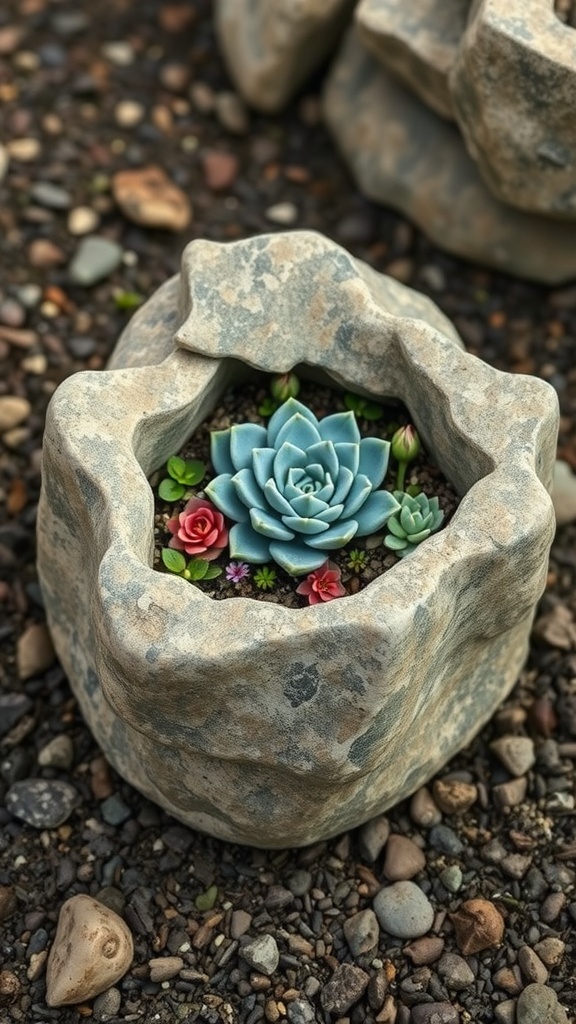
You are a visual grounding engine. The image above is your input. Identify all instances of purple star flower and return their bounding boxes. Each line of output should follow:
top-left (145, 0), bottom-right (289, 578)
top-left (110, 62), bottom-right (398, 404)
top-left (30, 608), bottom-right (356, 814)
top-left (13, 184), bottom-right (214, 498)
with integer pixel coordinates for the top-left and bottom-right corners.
top-left (225, 561), bottom-right (251, 583)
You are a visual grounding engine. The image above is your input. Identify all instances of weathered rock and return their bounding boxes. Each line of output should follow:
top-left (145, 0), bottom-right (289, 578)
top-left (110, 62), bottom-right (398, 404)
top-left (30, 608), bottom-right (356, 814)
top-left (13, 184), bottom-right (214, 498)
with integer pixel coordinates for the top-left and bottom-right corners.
top-left (215, 0), bottom-right (355, 112)
top-left (46, 895), bottom-right (133, 1006)
top-left (373, 881), bottom-right (434, 938)
top-left (112, 166), bottom-right (191, 231)
top-left (516, 983), bottom-right (569, 1024)
top-left (321, 962), bottom-right (369, 1015)
top-left (38, 231), bottom-right (557, 846)
top-left (450, 0), bottom-right (576, 217)
top-left (552, 459), bottom-right (576, 526)
top-left (323, 30), bottom-right (576, 284)
top-left (355, 0), bottom-right (468, 119)
top-left (450, 899), bottom-right (504, 954)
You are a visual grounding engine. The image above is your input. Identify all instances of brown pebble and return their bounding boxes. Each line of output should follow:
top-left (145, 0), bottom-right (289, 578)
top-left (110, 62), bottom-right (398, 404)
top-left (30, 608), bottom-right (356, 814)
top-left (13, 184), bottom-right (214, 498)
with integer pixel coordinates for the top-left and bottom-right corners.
top-left (112, 166), bottom-right (191, 231)
top-left (201, 150), bottom-right (239, 192)
top-left (230, 909), bottom-right (252, 939)
top-left (450, 899), bottom-right (505, 954)
top-left (540, 891), bottom-right (566, 924)
top-left (492, 776), bottom-right (527, 809)
top-left (493, 965), bottom-right (523, 994)
top-left (403, 936), bottom-right (445, 965)
top-left (383, 834), bottom-right (426, 881)
top-left (0, 325), bottom-right (36, 348)
top-left (0, 969), bottom-right (20, 1001)
top-left (250, 973), bottom-right (272, 991)
top-left (16, 623), bottom-right (55, 680)
top-left (410, 787), bottom-right (442, 827)
top-left (287, 934), bottom-right (314, 957)
top-left (533, 937), bottom-right (565, 968)
top-left (27, 239), bottom-right (66, 267)
top-left (432, 779), bottom-right (477, 815)
top-left (528, 697), bottom-right (558, 737)
top-left (518, 945), bottom-right (549, 985)
top-left (149, 956), bottom-right (183, 982)
top-left (90, 755), bottom-right (114, 800)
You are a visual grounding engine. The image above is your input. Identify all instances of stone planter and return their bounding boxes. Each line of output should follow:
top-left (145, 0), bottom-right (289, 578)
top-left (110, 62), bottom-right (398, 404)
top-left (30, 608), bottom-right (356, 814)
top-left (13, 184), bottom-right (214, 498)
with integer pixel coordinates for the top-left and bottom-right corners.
top-left (38, 232), bottom-right (558, 848)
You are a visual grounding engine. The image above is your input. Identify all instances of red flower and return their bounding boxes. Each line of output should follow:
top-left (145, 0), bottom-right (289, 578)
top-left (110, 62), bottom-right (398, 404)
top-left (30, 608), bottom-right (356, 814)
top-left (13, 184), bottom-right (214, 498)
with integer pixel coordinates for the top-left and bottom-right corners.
top-left (166, 497), bottom-right (228, 560)
top-left (296, 561), bottom-right (346, 605)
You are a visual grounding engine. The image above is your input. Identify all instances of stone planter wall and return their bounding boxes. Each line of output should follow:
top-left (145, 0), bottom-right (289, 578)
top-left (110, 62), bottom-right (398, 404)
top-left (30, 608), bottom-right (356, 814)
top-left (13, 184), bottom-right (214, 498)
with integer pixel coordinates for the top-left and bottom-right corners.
top-left (38, 233), bottom-right (559, 847)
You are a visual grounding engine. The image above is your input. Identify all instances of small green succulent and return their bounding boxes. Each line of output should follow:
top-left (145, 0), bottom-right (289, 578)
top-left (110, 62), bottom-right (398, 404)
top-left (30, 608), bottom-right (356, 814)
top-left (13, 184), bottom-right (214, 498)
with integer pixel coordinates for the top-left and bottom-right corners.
top-left (344, 393), bottom-right (383, 421)
top-left (161, 548), bottom-right (222, 581)
top-left (384, 491), bottom-right (444, 557)
top-left (347, 548), bottom-right (368, 572)
top-left (158, 455), bottom-right (205, 501)
top-left (253, 566), bottom-right (277, 590)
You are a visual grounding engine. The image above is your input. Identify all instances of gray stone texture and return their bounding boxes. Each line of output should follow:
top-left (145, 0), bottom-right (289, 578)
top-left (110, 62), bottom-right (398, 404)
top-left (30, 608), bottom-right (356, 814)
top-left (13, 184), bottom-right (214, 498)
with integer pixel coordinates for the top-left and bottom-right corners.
top-left (323, 30), bottom-right (576, 284)
top-left (214, 0), bottom-right (355, 113)
top-left (356, 0), bottom-right (469, 120)
top-left (38, 232), bottom-right (558, 847)
top-left (451, 0), bottom-right (576, 217)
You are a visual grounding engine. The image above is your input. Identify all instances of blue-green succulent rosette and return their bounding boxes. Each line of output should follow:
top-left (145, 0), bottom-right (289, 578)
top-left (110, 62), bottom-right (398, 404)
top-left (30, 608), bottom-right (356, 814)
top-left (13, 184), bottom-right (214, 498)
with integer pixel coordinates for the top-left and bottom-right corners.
top-left (205, 398), bottom-right (401, 575)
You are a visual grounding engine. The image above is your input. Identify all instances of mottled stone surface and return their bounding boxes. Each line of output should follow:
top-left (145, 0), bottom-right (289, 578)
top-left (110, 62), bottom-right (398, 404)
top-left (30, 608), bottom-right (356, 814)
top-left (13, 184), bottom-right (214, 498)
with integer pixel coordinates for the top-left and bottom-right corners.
top-left (451, 0), bottom-right (576, 217)
top-left (215, 0), bottom-right (355, 113)
top-left (356, 0), bottom-right (469, 120)
top-left (38, 231), bottom-right (558, 847)
top-left (46, 895), bottom-right (133, 1006)
top-left (324, 30), bottom-right (576, 284)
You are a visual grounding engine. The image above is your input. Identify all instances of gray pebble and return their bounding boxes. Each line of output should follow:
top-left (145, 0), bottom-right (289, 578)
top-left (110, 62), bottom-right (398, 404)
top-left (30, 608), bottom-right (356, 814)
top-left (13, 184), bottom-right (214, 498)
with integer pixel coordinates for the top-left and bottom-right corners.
top-left (68, 236), bottom-right (123, 286)
top-left (490, 736), bottom-right (535, 777)
top-left (343, 908), bottom-right (379, 957)
top-left (287, 999), bottom-right (316, 1023)
top-left (100, 794), bottom-right (132, 826)
top-left (357, 814), bottom-right (390, 862)
top-left (265, 885), bottom-right (293, 911)
top-left (428, 824), bottom-right (464, 856)
top-left (31, 182), bottom-right (72, 209)
top-left (287, 870), bottom-right (312, 896)
top-left (93, 986), bottom-right (122, 1020)
top-left (411, 1003), bottom-right (459, 1024)
top-left (516, 983), bottom-right (568, 1024)
top-left (0, 298), bottom-right (25, 327)
top-left (240, 934), bottom-right (279, 976)
top-left (6, 779), bottom-right (78, 828)
top-left (494, 1000), bottom-right (517, 1024)
top-left (15, 284), bottom-right (42, 308)
top-left (320, 962), bottom-right (369, 1016)
top-left (0, 693), bottom-right (32, 739)
top-left (517, 945), bottom-right (549, 985)
top-left (373, 881), bottom-right (434, 939)
top-left (38, 734), bottom-right (74, 770)
top-left (67, 335), bottom-right (97, 358)
top-left (439, 865), bottom-right (462, 893)
top-left (437, 952), bottom-right (474, 990)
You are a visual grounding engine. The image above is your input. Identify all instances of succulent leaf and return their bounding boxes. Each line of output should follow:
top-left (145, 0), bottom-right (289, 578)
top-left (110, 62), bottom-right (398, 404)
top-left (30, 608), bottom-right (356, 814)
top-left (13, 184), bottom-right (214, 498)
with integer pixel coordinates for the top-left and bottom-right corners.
top-left (318, 410), bottom-right (361, 446)
top-left (230, 423), bottom-right (268, 470)
top-left (357, 437), bottom-right (390, 488)
top-left (205, 475), bottom-right (249, 522)
top-left (267, 398), bottom-right (317, 447)
top-left (210, 429), bottom-right (235, 475)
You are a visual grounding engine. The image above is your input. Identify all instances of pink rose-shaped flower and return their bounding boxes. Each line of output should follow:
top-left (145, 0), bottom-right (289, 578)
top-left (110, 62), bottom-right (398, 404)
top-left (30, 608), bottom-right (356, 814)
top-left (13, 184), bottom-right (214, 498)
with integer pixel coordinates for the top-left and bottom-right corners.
top-left (166, 497), bottom-right (228, 560)
top-left (296, 560), bottom-right (346, 605)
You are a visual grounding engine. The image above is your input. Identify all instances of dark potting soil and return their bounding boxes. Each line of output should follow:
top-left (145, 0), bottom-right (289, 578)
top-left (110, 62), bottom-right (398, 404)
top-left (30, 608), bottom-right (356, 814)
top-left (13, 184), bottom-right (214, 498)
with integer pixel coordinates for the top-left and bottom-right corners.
top-left (151, 379), bottom-right (461, 607)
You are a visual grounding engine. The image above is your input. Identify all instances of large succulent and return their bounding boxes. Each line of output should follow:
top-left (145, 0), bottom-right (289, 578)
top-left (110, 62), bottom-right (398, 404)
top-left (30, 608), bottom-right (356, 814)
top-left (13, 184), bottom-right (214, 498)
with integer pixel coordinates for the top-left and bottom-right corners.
top-left (205, 397), bottom-right (400, 575)
top-left (384, 491), bottom-right (444, 557)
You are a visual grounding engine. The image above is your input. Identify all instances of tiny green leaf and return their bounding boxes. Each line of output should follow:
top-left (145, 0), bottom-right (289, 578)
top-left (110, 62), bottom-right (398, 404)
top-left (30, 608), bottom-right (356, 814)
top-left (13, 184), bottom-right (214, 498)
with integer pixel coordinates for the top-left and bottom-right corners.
top-left (203, 564), bottom-right (223, 580)
top-left (361, 400), bottom-right (384, 421)
top-left (181, 459), bottom-right (205, 486)
top-left (187, 558), bottom-right (209, 580)
top-left (159, 478), bottom-right (186, 501)
top-left (195, 885), bottom-right (218, 912)
top-left (161, 548), bottom-right (187, 574)
top-left (167, 456), bottom-right (188, 482)
top-left (258, 397), bottom-right (279, 417)
top-left (114, 290), bottom-right (144, 311)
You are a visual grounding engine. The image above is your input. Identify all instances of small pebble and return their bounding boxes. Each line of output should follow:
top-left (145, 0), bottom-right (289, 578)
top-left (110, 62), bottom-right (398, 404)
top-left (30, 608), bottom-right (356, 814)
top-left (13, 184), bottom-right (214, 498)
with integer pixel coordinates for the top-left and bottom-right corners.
top-left (6, 779), bottom-right (79, 829)
top-left (201, 149), bottom-right (240, 191)
top-left (93, 987), bottom-right (122, 1020)
top-left (0, 298), bottom-right (25, 327)
top-left (149, 956), bottom-right (184, 982)
top-left (357, 814), bottom-right (390, 862)
top-left (533, 936), bottom-right (565, 967)
top-left (265, 202), bottom-right (298, 226)
top-left (411, 1003), bottom-right (459, 1024)
top-left (450, 899), bottom-right (504, 954)
top-left (231, 909), bottom-right (252, 939)
top-left (112, 166), bottom-right (191, 231)
top-left (0, 396), bottom-right (31, 433)
top-left (240, 935), bottom-right (279, 976)
top-left (16, 622), bottom-right (55, 679)
top-left (67, 206), bottom-right (100, 235)
top-left (437, 952), bottom-right (474, 990)
top-left (7, 137), bottom-right (41, 162)
top-left (0, 886), bottom-right (17, 922)
top-left (0, 693), bottom-right (33, 738)
top-left (38, 735), bottom-right (74, 770)
top-left (517, 945), bottom-right (549, 985)
top-left (516, 983), bottom-right (569, 1024)
top-left (432, 778), bottom-right (477, 815)
top-left (410, 787), bottom-right (442, 827)
top-left (68, 236), bottom-right (123, 286)
top-left (114, 100), bottom-right (145, 127)
top-left (101, 41), bottom-right (134, 66)
top-left (215, 91), bottom-right (249, 134)
top-left (100, 794), bottom-right (132, 826)
top-left (490, 736), bottom-right (536, 776)
top-left (492, 776), bottom-right (527, 809)
top-left (494, 1000), bottom-right (517, 1024)
top-left (403, 936), bottom-right (445, 965)
top-left (320, 963), bottom-right (369, 1016)
top-left (382, 833), bottom-right (426, 881)
top-left (30, 181), bottom-right (72, 209)
top-left (428, 824), bottom-right (463, 856)
top-left (438, 865), bottom-right (462, 893)
top-left (343, 908), bottom-right (379, 957)
top-left (373, 881), bottom-right (434, 939)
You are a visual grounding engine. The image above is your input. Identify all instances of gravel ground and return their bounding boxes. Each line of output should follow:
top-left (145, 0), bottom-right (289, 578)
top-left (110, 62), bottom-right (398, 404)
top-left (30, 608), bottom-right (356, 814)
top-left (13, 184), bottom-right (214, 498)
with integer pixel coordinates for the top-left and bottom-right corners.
top-left (1, 3), bottom-right (576, 1023)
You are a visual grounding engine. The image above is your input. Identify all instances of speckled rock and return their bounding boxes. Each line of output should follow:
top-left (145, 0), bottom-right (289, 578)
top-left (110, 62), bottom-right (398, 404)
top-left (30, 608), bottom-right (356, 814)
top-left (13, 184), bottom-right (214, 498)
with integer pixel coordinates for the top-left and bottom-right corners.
top-left (215, 0), bottom-right (355, 112)
top-left (355, 0), bottom-right (468, 119)
top-left (38, 231), bottom-right (557, 847)
top-left (6, 779), bottom-right (79, 829)
top-left (324, 30), bottom-right (576, 284)
top-left (46, 895), bottom-right (133, 1007)
top-left (516, 983), bottom-right (569, 1024)
top-left (450, 0), bottom-right (576, 217)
